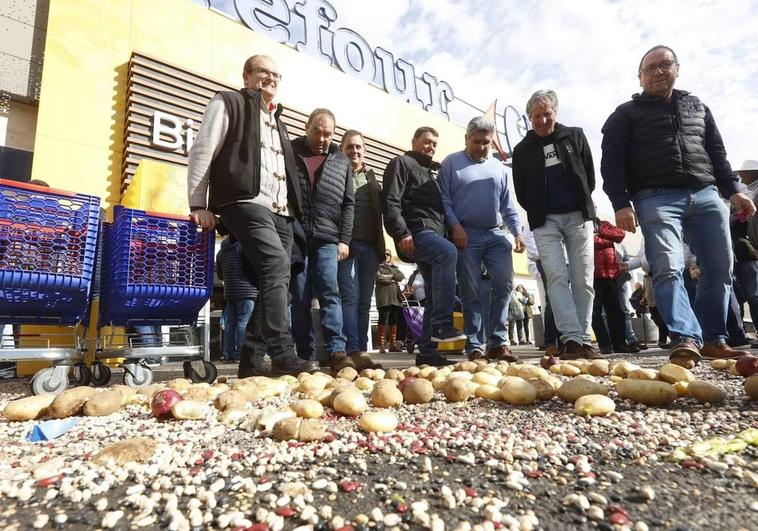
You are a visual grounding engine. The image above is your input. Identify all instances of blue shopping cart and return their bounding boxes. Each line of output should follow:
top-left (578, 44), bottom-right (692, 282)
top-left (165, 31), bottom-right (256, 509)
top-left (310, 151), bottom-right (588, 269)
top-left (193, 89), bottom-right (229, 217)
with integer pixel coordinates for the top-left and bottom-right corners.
top-left (91, 206), bottom-right (216, 387)
top-left (0, 179), bottom-right (100, 394)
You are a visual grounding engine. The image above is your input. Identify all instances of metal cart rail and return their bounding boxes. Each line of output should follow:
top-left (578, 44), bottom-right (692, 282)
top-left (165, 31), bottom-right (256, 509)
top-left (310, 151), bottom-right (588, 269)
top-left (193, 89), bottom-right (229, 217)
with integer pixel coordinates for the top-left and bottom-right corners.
top-left (92, 206), bottom-right (216, 388)
top-left (0, 179), bottom-right (99, 394)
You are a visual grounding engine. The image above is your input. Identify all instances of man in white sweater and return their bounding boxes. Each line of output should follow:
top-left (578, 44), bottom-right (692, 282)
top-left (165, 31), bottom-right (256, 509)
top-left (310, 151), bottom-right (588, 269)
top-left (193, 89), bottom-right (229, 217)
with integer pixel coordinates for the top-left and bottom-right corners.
top-left (186, 54), bottom-right (316, 377)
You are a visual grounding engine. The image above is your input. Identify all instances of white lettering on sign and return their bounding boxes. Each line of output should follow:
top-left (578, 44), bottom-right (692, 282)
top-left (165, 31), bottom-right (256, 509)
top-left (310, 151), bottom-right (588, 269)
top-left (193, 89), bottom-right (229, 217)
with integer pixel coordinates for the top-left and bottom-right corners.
top-left (230, 0), bottom-right (455, 118)
top-left (151, 111), bottom-right (195, 153)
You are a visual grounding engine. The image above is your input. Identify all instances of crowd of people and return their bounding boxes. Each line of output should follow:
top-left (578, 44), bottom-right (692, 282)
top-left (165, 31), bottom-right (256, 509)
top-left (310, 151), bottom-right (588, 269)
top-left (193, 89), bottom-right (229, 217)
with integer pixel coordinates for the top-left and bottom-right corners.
top-left (187, 45), bottom-right (757, 377)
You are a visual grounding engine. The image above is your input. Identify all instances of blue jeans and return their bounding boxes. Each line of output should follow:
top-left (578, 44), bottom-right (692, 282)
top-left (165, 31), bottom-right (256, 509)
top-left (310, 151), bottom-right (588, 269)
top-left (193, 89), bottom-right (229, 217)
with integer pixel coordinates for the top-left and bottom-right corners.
top-left (457, 227), bottom-right (513, 352)
top-left (223, 298), bottom-right (255, 361)
top-left (290, 240), bottom-right (346, 359)
top-left (633, 185), bottom-right (732, 346)
top-left (337, 240), bottom-right (379, 354)
top-left (735, 261), bottom-right (758, 321)
top-left (533, 211), bottom-right (595, 344)
top-left (412, 229), bottom-right (458, 356)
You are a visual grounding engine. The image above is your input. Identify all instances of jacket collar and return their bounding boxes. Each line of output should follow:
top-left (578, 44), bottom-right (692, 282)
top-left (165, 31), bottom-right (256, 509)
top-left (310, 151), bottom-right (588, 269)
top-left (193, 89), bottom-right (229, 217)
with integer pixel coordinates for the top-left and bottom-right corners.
top-left (293, 136), bottom-right (340, 158)
top-left (404, 150), bottom-right (441, 171)
top-left (523, 122), bottom-right (568, 144)
top-left (240, 88), bottom-right (283, 116)
top-left (632, 88), bottom-right (690, 103)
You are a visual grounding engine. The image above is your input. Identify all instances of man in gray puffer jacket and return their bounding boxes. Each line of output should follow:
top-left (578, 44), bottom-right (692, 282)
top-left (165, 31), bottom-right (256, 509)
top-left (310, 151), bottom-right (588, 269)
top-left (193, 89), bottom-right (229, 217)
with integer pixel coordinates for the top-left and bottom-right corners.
top-left (290, 108), bottom-right (355, 369)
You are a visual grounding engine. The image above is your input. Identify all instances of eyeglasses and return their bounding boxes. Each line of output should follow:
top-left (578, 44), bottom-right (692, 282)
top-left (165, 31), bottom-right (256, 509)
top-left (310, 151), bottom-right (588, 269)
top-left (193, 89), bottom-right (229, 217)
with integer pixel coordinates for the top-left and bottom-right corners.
top-left (639, 60), bottom-right (677, 75)
top-left (251, 67), bottom-right (282, 81)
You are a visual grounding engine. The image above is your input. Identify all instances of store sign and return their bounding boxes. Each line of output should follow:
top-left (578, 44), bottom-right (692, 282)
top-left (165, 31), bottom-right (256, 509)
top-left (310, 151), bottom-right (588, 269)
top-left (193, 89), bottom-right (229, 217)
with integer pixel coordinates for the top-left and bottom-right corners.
top-left (225, 0), bottom-right (455, 118)
top-left (151, 111), bottom-right (195, 153)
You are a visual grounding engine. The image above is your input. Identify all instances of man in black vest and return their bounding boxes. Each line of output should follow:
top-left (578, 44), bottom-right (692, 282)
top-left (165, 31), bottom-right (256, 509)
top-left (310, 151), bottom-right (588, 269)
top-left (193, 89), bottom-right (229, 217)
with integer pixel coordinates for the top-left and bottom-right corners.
top-left (187, 54), bottom-right (316, 377)
top-left (601, 45), bottom-right (755, 368)
top-left (289, 109), bottom-right (355, 371)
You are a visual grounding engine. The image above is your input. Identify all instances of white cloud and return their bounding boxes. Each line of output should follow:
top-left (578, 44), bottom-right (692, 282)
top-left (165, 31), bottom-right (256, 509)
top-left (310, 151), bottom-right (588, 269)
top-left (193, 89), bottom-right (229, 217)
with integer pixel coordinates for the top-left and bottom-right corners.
top-left (319, 0), bottom-right (758, 220)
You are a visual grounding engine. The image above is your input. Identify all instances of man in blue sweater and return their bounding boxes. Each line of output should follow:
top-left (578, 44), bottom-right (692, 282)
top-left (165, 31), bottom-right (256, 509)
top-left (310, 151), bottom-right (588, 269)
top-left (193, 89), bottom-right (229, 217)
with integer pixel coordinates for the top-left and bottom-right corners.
top-left (439, 116), bottom-right (525, 361)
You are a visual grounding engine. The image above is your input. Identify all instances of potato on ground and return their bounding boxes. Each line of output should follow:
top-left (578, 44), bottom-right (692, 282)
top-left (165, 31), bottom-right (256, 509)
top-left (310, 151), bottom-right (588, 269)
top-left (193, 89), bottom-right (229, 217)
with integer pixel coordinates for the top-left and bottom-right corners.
top-left (358, 411), bottom-right (398, 433)
top-left (499, 377), bottom-right (537, 405)
top-left (687, 380), bottom-right (727, 404)
top-left (336, 367), bottom-right (358, 381)
top-left (575, 394), bottom-right (616, 417)
top-left (171, 400), bottom-right (210, 420)
top-left (616, 379), bottom-right (677, 406)
top-left (371, 385), bottom-right (403, 408)
top-left (587, 360), bottom-right (610, 377)
top-left (354, 377), bottom-right (375, 391)
top-left (3, 394), bottom-right (55, 421)
top-left (745, 375), bottom-right (758, 400)
top-left (83, 389), bottom-right (123, 416)
top-left (214, 390), bottom-right (247, 412)
top-left (472, 371), bottom-right (501, 386)
top-left (628, 368), bottom-right (658, 381)
top-left (290, 399), bottom-right (324, 418)
top-left (557, 379), bottom-right (608, 403)
top-left (271, 417), bottom-right (325, 441)
top-left (49, 387), bottom-right (96, 418)
top-left (475, 384), bottom-right (503, 401)
top-left (658, 363), bottom-right (695, 384)
top-left (295, 374), bottom-right (332, 394)
top-left (182, 386), bottom-right (212, 402)
top-left (443, 377), bottom-right (478, 402)
top-left (333, 391), bottom-right (368, 416)
top-left (402, 378), bottom-right (435, 404)
top-left (559, 364), bottom-right (582, 377)
top-left (529, 378), bottom-right (555, 401)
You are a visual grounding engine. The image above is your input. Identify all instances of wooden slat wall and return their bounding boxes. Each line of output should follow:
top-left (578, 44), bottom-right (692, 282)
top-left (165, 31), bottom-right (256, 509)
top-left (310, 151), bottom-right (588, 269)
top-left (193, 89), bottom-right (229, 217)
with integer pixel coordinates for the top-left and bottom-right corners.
top-left (122, 52), bottom-right (404, 193)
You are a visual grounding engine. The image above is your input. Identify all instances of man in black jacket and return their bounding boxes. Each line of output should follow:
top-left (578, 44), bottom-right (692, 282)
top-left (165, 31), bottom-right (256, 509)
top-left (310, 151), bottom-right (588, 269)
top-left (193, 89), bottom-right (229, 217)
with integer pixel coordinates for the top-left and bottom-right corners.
top-left (383, 126), bottom-right (464, 367)
top-left (512, 90), bottom-right (599, 360)
top-left (290, 108), bottom-right (355, 369)
top-left (187, 54), bottom-right (315, 377)
top-left (601, 45), bottom-right (754, 368)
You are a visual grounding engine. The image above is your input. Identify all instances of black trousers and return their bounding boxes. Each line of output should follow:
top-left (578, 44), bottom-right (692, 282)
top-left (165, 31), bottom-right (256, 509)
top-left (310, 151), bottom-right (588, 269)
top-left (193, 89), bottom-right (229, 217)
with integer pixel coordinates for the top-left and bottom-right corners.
top-left (592, 277), bottom-right (627, 349)
top-left (219, 203), bottom-right (294, 377)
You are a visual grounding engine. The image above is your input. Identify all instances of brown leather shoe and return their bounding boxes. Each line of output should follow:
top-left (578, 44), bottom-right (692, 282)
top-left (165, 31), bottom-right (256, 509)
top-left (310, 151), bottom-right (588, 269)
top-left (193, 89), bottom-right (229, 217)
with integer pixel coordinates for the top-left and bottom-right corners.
top-left (581, 344), bottom-right (604, 360)
top-left (545, 345), bottom-right (561, 357)
top-left (669, 339), bottom-right (701, 368)
top-left (467, 348), bottom-right (487, 361)
top-left (350, 351), bottom-right (382, 371)
top-left (560, 340), bottom-right (585, 360)
top-left (701, 342), bottom-right (748, 360)
top-left (486, 345), bottom-right (519, 362)
top-left (330, 352), bottom-right (355, 373)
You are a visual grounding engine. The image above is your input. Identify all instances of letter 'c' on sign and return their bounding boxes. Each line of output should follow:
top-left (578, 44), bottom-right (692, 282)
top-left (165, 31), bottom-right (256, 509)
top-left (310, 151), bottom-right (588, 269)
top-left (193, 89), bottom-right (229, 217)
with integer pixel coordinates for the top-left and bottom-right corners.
top-left (332, 28), bottom-right (375, 83)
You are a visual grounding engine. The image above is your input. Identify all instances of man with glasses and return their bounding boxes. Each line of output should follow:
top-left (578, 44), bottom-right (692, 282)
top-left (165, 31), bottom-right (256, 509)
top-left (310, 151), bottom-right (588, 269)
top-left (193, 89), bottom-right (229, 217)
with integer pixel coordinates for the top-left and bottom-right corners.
top-left (187, 54), bottom-right (317, 377)
top-left (383, 127), bottom-right (464, 367)
top-left (336, 130), bottom-right (384, 371)
top-left (438, 116), bottom-right (525, 362)
top-left (601, 45), bottom-right (754, 368)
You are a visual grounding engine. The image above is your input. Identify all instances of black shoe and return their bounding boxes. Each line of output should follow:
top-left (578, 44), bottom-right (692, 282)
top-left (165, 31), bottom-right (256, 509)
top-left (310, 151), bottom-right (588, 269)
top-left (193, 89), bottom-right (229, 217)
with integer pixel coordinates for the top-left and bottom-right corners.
top-left (415, 353), bottom-right (455, 367)
top-left (251, 353), bottom-right (272, 376)
top-left (271, 352), bottom-right (318, 376)
top-left (431, 325), bottom-right (466, 343)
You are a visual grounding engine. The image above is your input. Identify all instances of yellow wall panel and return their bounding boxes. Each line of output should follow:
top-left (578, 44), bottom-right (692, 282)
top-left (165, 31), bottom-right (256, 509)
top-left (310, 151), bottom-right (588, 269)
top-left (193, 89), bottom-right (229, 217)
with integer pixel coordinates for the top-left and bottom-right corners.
top-left (36, 88), bottom-right (124, 151)
top-left (32, 135), bottom-right (120, 204)
top-left (45, 0), bottom-right (131, 56)
top-left (40, 35), bottom-right (128, 101)
top-left (129, 0), bottom-right (213, 74)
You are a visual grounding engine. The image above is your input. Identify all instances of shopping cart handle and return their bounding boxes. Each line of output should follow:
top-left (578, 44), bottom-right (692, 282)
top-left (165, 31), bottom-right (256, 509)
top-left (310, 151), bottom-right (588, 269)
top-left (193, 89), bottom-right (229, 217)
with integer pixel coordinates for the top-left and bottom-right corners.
top-left (0, 178), bottom-right (78, 197)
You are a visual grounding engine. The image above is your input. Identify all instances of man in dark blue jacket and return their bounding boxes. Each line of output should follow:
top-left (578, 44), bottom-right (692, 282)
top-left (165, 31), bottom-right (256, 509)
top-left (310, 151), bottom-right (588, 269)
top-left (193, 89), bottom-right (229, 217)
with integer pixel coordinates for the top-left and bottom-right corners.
top-left (290, 108), bottom-right (354, 370)
top-left (601, 45), bottom-right (754, 368)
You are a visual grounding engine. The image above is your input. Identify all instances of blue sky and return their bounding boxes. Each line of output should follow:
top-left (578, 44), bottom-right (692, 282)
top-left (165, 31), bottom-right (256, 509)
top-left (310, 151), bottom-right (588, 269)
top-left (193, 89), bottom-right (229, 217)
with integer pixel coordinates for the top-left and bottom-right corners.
top-left (203, 0), bottom-right (758, 215)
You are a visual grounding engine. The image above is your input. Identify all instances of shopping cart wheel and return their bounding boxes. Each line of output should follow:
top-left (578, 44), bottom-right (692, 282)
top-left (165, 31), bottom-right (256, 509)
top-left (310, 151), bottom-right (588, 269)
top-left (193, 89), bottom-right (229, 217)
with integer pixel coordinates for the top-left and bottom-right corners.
top-left (123, 362), bottom-right (153, 388)
top-left (186, 360), bottom-right (218, 384)
top-left (91, 363), bottom-right (111, 387)
top-left (30, 366), bottom-right (69, 396)
top-left (72, 363), bottom-right (92, 387)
